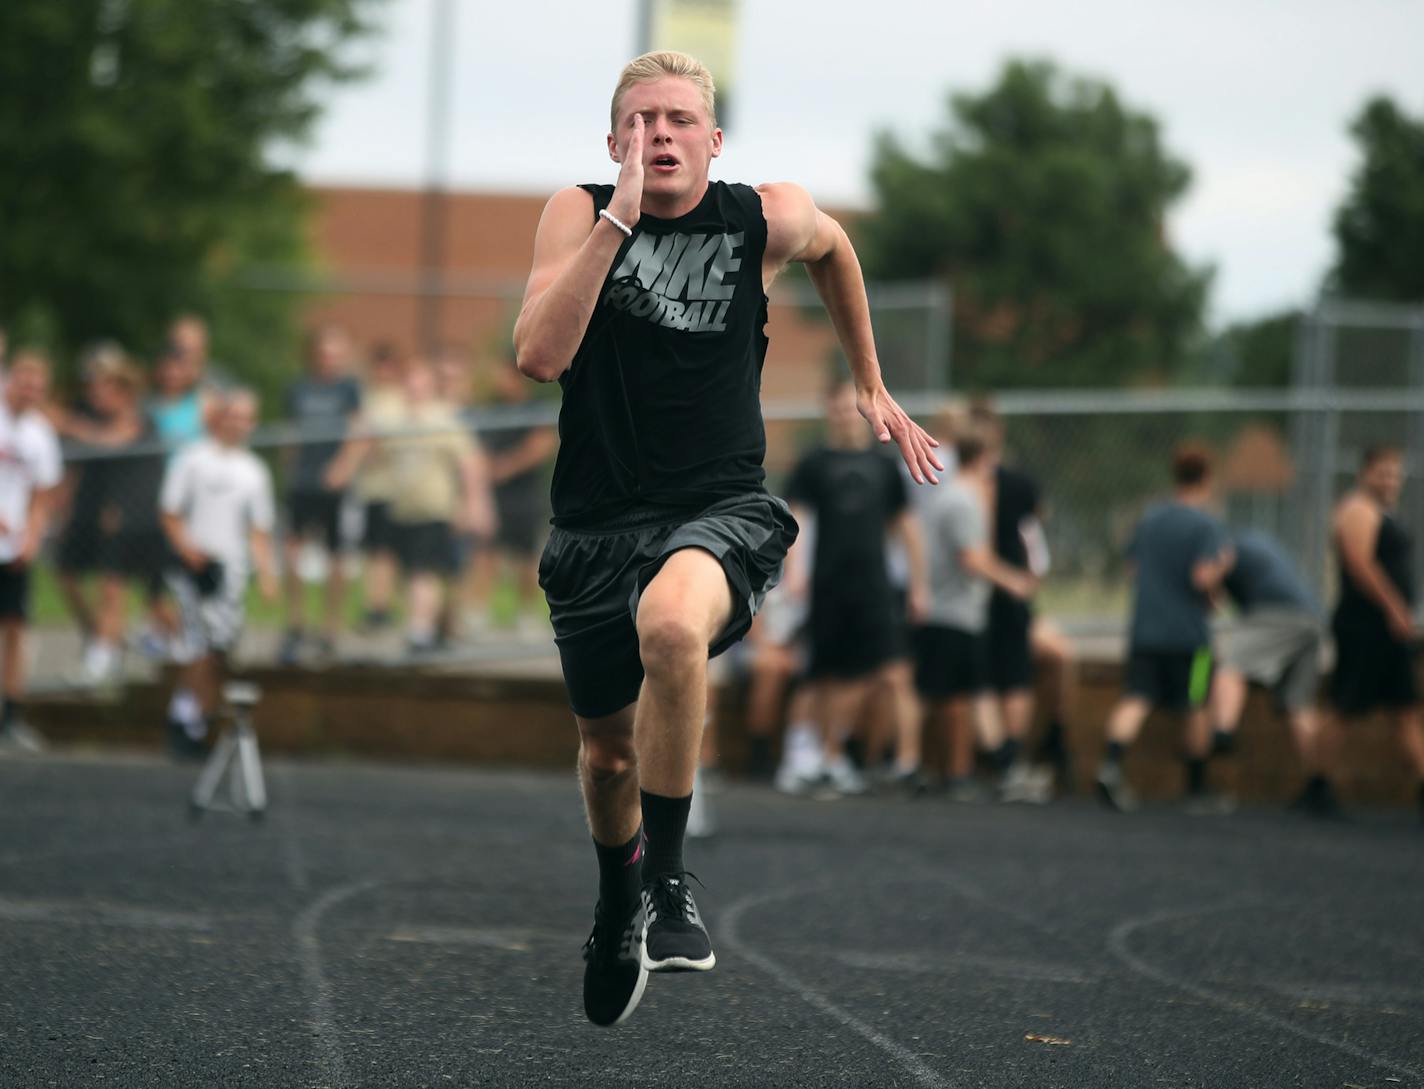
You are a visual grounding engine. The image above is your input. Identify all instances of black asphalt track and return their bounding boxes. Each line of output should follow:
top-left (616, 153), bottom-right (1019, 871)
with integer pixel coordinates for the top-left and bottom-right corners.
top-left (1, 752), bottom-right (1421, 1088)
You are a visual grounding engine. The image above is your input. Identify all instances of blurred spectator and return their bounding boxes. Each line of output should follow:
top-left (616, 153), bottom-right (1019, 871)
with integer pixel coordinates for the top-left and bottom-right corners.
top-left (279, 324), bottom-right (361, 665)
top-left (52, 343), bottom-right (127, 652)
top-left (159, 390), bottom-right (276, 758)
top-left (471, 354), bottom-right (557, 636)
top-left (782, 379), bottom-right (928, 795)
top-left (434, 345), bottom-right (497, 643)
top-left (1095, 444), bottom-right (1235, 813)
top-left (340, 342), bottom-right (405, 630)
top-left (340, 360), bottom-right (494, 656)
top-left (1316, 445), bottom-right (1424, 820)
top-left (914, 422), bottom-right (1035, 799)
top-left (0, 351), bottom-right (63, 751)
top-left (51, 350), bottom-right (167, 683)
top-left (1209, 528), bottom-right (1327, 810)
top-left (971, 400), bottom-right (1057, 801)
top-left (149, 338), bottom-right (209, 452)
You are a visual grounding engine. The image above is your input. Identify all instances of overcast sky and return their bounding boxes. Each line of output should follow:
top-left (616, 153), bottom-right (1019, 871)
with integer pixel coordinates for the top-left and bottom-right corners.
top-left (284, 0), bottom-right (1424, 324)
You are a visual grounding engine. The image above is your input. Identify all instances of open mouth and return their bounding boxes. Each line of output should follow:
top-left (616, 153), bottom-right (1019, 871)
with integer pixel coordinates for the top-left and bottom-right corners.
top-left (651, 155), bottom-right (679, 171)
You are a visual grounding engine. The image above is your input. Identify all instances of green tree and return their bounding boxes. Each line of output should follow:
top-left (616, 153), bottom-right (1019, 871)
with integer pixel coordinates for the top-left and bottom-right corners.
top-left (0, 0), bottom-right (374, 405)
top-left (857, 59), bottom-right (1210, 390)
top-left (1330, 96), bottom-right (1424, 302)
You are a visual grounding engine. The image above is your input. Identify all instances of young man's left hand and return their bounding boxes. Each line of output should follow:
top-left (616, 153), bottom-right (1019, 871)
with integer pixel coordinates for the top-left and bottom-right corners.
top-left (857, 385), bottom-right (942, 485)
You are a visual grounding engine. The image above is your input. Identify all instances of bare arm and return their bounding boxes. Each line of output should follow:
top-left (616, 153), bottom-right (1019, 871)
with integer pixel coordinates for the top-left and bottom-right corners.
top-left (1337, 496), bottom-right (1415, 639)
top-left (1191, 544), bottom-right (1236, 594)
top-left (250, 528), bottom-right (277, 600)
top-left (16, 487), bottom-right (55, 567)
top-left (892, 509), bottom-right (929, 622)
top-left (489, 426), bottom-right (558, 484)
top-left (961, 544), bottom-right (1035, 600)
top-left (458, 445), bottom-right (497, 540)
top-left (758, 181), bottom-right (942, 484)
top-left (513, 117), bottom-right (649, 382)
top-left (783, 501), bottom-right (813, 599)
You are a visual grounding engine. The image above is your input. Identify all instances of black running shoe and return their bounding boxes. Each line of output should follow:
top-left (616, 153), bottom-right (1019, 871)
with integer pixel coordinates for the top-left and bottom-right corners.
top-left (642, 873), bottom-right (716, 973)
top-left (582, 901), bottom-right (648, 1027)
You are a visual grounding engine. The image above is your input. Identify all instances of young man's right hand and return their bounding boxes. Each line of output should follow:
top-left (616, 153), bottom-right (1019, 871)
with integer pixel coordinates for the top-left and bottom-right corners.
top-left (1388, 604), bottom-right (1418, 644)
top-left (607, 113), bottom-right (645, 229)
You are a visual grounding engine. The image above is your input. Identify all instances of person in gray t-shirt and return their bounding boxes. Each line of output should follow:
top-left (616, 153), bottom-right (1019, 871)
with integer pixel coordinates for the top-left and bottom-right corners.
top-left (1209, 530), bottom-right (1325, 797)
top-left (915, 424), bottom-right (1035, 792)
top-left (1096, 444), bottom-right (1235, 812)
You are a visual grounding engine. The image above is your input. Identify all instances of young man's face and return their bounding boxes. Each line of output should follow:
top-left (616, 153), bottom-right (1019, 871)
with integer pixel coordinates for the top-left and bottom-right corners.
top-left (310, 329), bottom-right (349, 379)
top-left (1363, 454), bottom-right (1405, 508)
top-left (609, 77), bottom-right (722, 205)
top-left (217, 398), bottom-right (258, 444)
top-left (5, 363), bottom-right (48, 412)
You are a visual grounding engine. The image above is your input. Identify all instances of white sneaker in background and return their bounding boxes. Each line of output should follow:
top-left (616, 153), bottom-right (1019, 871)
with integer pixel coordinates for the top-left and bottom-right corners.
top-left (824, 756), bottom-right (869, 796)
top-left (687, 768), bottom-right (716, 838)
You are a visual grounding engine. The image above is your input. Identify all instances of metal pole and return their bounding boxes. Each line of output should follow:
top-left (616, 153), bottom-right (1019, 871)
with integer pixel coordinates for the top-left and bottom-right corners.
top-left (418, 0), bottom-right (456, 354)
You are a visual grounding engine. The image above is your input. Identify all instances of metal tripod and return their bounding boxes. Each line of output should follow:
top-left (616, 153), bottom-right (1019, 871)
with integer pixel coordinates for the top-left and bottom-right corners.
top-left (189, 681), bottom-right (266, 821)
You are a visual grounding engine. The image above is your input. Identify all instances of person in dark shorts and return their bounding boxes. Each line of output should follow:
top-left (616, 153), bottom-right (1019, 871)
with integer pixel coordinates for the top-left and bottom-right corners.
top-left (343, 343), bottom-right (405, 630)
top-left (1096, 444), bottom-right (1235, 812)
top-left (473, 355), bottom-right (558, 635)
top-left (280, 324), bottom-right (362, 664)
top-left (916, 422), bottom-right (1036, 800)
top-left (970, 399), bottom-right (1058, 800)
top-left (782, 378), bottom-right (928, 796)
top-left (1208, 529), bottom-right (1329, 812)
top-left (1316, 444), bottom-right (1424, 819)
top-left (512, 51), bottom-right (941, 1027)
top-left (0, 351), bottom-right (63, 752)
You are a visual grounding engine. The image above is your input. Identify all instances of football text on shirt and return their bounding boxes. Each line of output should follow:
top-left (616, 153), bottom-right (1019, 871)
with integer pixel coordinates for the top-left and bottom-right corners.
top-left (603, 231), bottom-right (744, 333)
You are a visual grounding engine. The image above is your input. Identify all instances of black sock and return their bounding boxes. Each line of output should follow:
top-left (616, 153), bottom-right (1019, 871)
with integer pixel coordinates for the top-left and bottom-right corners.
top-left (640, 789), bottom-right (692, 883)
top-left (843, 736), bottom-right (866, 769)
top-left (1104, 740), bottom-right (1126, 766)
top-left (1211, 729), bottom-right (1237, 757)
top-left (1186, 757), bottom-right (1207, 796)
top-left (1037, 719), bottom-right (1066, 758)
top-left (593, 828), bottom-right (644, 917)
top-left (1, 699), bottom-right (21, 726)
top-left (994, 737), bottom-right (1021, 772)
top-left (747, 736), bottom-right (774, 778)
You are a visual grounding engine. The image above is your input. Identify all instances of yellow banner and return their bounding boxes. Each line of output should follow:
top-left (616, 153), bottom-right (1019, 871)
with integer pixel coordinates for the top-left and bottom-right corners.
top-left (647, 0), bottom-right (739, 127)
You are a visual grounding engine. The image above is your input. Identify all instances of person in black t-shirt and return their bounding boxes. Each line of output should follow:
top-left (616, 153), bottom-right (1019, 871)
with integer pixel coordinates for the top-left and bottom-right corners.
top-left (783, 379), bottom-right (927, 796)
top-left (1314, 445), bottom-right (1424, 819)
top-left (513, 51), bottom-right (942, 1027)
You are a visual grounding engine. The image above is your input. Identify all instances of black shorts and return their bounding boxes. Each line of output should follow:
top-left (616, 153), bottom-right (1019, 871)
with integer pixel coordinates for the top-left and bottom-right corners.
top-left (987, 592), bottom-right (1034, 692)
top-left (288, 490), bottom-right (344, 552)
top-left (539, 492), bottom-right (797, 719)
top-left (1125, 647), bottom-right (1213, 712)
top-left (807, 584), bottom-right (900, 680)
top-left (55, 522), bottom-right (101, 575)
top-left (886, 587), bottom-right (913, 663)
top-left (914, 625), bottom-right (989, 700)
top-left (95, 530), bottom-right (168, 581)
top-left (394, 520), bottom-right (458, 576)
top-left (1330, 615), bottom-right (1418, 714)
top-left (495, 484), bottom-right (547, 556)
top-left (363, 501), bottom-right (395, 554)
top-left (0, 563), bottom-right (31, 621)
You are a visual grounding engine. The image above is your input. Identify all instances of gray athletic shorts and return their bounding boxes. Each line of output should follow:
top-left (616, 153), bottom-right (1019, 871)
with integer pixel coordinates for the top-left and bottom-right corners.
top-left (1218, 607), bottom-right (1323, 712)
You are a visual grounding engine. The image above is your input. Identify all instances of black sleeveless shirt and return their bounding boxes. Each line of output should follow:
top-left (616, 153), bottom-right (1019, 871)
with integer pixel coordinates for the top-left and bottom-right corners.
top-left (549, 181), bottom-right (770, 528)
top-left (1337, 506), bottom-right (1416, 629)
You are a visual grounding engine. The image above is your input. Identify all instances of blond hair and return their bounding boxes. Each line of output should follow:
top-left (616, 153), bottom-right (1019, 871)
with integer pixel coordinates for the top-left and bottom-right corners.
top-left (610, 51), bottom-right (717, 131)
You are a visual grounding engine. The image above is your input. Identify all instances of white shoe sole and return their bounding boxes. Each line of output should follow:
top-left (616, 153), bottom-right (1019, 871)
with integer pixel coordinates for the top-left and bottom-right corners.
top-left (642, 950), bottom-right (717, 973)
top-left (603, 961), bottom-right (650, 1027)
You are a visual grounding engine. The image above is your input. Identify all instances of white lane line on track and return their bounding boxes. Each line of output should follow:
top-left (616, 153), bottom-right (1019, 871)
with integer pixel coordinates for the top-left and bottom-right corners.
top-left (720, 886), bottom-right (952, 1089)
top-left (1108, 904), bottom-right (1424, 1082)
top-left (293, 879), bottom-right (382, 1089)
top-left (384, 925), bottom-right (568, 950)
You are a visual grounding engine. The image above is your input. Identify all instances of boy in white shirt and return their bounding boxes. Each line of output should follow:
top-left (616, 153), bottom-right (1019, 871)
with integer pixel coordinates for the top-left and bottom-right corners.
top-left (159, 389), bottom-right (277, 756)
top-left (0, 351), bottom-right (63, 751)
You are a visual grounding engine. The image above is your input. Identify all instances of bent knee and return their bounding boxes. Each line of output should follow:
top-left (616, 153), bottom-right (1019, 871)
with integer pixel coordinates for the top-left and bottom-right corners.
top-left (636, 612), bottom-right (707, 675)
top-left (580, 732), bottom-right (636, 781)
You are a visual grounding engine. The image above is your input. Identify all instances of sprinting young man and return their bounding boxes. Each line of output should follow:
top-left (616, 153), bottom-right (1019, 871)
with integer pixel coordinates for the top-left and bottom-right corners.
top-left (159, 390), bottom-right (277, 757)
top-left (0, 351), bottom-right (63, 751)
top-left (514, 51), bottom-right (940, 1026)
top-left (1095, 444), bottom-right (1235, 812)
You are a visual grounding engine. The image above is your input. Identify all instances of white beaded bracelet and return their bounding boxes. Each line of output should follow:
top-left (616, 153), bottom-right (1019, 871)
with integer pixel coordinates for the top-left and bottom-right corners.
top-left (598, 208), bottom-right (633, 237)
